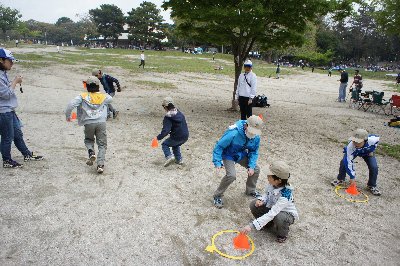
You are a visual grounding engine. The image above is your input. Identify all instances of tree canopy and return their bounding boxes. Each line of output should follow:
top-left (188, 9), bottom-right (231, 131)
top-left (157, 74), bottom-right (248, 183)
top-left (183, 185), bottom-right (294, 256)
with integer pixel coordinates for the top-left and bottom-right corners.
top-left (163, 0), bottom-right (351, 106)
top-left (127, 1), bottom-right (165, 48)
top-left (89, 4), bottom-right (125, 44)
top-left (0, 4), bottom-right (22, 40)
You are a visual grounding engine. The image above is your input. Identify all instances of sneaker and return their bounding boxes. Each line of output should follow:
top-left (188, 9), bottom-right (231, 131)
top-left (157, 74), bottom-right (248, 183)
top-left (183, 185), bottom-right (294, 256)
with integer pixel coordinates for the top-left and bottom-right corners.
top-left (3, 159), bottom-right (23, 168)
top-left (24, 152), bottom-right (44, 161)
top-left (276, 236), bottom-right (287, 243)
top-left (86, 150), bottom-right (96, 166)
top-left (113, 111), bottom-right (119, 119)
top-left (175, 159), bottom-right (183, 165)
top-left (97, 165), bottom-right (104, 174)
top-left (164, 156), bottom-right (175, 167)
top-left (331, 180), bottom-right (345, 186)
top-left (213, 196), bottom-right (223, 209)
top-left (368, 186), bottom-right (382, 196)
top-left (247, 191), bottom-right (262, 198)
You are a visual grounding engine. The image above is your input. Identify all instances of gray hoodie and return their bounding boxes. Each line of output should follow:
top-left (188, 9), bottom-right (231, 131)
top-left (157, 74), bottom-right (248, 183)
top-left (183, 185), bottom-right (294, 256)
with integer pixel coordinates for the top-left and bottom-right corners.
top-left (0, 70), bottom-right (18, 113)
top-left (65, 92), bottom-right (112, 126)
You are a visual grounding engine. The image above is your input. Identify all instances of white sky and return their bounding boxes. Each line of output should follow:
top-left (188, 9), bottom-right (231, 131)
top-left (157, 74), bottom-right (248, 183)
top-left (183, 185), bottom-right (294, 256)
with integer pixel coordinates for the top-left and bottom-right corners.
top-left (1, 0), bottom-right (172, 24)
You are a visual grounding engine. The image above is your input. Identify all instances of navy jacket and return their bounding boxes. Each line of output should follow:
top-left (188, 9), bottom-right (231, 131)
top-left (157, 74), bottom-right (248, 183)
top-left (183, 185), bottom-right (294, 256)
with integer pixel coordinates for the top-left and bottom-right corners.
top-left (157, 109), bottom-right (189, 141)
top-left (340, 71), bottom-right (349, 83)
top-left (98, 74), bottom-right (120, 94)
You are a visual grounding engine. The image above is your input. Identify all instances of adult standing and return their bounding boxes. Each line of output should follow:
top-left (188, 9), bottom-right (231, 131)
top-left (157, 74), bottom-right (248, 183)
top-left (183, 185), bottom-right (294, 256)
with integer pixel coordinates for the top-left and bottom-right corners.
top-left (212, 115), bottom-right (263, 208)
top-left (15, 40), bottom-right (19, 47)
top-left (276, 64), bottom-right (281, 79)
top-left (0, 48), bottom-right (43, 168)
top-left (235, 60), bottom-right (257, 120)
top-left (139, 51), bottom-right (145, 68)
top-left (337, 68), bottom-right (348, 102)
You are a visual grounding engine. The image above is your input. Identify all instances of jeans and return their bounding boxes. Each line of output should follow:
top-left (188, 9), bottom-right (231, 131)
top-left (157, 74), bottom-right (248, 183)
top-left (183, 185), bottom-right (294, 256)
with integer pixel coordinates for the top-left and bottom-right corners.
top-left (338, 83), bottom-right (347, 102)
top-left (84, 122), bottom-right (107, 166)
top-left (337, 155), bottom-right (378, 187)
top-left (161, 138), bottom-right (187, 161)
top-left (107, 92), bottom-right (116, 115)
top-left (249, 199), bottom-right (294, 237)
top-left (238, 96), bottom-right (252, 120)
top-left (214, 157), bottom-right (260, 197)
top-left (0, 112), bottom-right (31, 161)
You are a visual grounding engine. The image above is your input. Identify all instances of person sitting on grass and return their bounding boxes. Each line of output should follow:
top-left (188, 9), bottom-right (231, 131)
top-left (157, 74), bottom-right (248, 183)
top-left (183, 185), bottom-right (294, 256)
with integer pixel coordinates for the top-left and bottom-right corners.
top-left (156, 97), bottom-right (189, 167)
top-left (65, 77), bottom-right (112, 174)
top-left (241, 161), bottom-right (298, 243)
top-left (331, 128), bottom-right (381, 196)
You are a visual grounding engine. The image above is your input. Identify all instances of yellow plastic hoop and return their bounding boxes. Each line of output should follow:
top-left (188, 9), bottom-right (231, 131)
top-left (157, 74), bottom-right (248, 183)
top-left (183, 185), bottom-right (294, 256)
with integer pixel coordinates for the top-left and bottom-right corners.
top-left (335, 185), bottom-right (369, 203)
top-left (205, 229), bottom-right (255, 260)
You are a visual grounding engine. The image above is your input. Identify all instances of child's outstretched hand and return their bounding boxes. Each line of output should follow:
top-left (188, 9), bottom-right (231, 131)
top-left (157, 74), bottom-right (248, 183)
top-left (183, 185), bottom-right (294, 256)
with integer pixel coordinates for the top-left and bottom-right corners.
top-left (241, 225), bottom-right (252, 234)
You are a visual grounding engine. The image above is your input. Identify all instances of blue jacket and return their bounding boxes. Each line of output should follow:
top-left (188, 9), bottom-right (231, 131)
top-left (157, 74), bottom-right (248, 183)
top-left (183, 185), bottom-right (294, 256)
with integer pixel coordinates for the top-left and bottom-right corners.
top-left (212, 120), bottom-right (260, 169)
top-left (98, 74), bottom-right (120, 94)
top-left (343, 134), bottom-right (379, 179)
top-left (157, 109), bottom-right (189, 141)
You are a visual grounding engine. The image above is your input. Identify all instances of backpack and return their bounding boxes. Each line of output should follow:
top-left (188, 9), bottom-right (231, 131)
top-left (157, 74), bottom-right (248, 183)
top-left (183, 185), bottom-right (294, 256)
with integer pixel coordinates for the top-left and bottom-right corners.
top-left (253, 94), bottom-right (270, 107)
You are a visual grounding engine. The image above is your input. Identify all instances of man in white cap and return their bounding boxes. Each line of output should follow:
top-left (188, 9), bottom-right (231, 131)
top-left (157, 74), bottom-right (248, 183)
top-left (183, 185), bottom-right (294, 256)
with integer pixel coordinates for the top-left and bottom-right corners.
top-left (0, 48), bottom-right (44, 168)
top-left (331, 128), bottom-right (381, 196)
top-left (212, 115), bottom-right (263, 208)
top-left (235, 59), bottom-right (257, 120)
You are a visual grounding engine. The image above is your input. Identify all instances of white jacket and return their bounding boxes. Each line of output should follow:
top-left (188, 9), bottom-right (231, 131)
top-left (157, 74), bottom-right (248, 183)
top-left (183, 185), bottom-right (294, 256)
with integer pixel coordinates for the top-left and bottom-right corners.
top-left (235, 71), bottom-right (257, 99)
top-left (252, 184), bottom-right (299, 230)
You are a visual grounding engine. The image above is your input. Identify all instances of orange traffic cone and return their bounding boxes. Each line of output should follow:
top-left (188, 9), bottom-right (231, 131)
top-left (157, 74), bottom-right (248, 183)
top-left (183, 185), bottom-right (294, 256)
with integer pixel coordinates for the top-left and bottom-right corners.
top-left (258, 114), bottom-right (263, 120)
top-left (83, 81), bottom-right (87, 89)
top-left (233, 233), bottom-right (250, 250)
top-left (346, 182), bottom-right (359, 196)
top-left (151, 137), bottom-right (159, 148)
top-left (71, 112), bottom-right (77, 120)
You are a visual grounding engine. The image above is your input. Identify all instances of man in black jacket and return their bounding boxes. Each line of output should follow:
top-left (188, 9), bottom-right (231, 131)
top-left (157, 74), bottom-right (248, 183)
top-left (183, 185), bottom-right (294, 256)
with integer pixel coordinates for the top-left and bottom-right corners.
top-left (337, 68), bottom-right (348, 102)
top-left (156, 97), bottom-right (189, 167)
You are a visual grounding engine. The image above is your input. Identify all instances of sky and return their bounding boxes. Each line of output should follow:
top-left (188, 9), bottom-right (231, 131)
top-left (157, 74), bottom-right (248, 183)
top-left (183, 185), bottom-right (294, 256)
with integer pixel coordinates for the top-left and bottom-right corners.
top-left (1, 0), bottom-right (172, 24)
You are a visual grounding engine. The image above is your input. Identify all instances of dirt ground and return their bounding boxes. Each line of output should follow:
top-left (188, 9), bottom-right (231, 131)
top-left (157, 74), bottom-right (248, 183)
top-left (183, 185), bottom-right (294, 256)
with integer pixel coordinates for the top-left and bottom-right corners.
top-left (0, 46), bottom-right (399, 265)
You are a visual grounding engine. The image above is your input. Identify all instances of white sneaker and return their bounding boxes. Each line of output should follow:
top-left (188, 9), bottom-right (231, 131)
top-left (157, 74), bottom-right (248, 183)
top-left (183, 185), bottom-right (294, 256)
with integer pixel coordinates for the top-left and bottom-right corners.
top-left (164, 156), bottom-right (175, 167)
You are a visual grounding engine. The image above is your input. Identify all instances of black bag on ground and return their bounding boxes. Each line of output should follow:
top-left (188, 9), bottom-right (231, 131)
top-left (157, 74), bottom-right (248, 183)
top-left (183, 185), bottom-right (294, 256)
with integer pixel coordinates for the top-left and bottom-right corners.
top-left (253, 94), bottom-right (270, 107)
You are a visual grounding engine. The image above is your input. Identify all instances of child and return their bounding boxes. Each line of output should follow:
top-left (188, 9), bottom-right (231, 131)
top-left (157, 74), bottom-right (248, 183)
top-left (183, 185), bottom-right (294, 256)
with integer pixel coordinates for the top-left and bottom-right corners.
top-left (0, 48), bottom-right (44, 168)
top-left (241, 161), bottom-right (298, 243)
top-left (65, 77), bottom-right (112, 174)
top-left (156, 97), bottom-right (189, 167)
top-left (139, 51), bottom-right (145, 68)
top-left (331, 128), bottom-right (381, 196)
top-left (92, 69), bottom-right (121, 119)
top-left (212, 115), bottom-right (263, 208)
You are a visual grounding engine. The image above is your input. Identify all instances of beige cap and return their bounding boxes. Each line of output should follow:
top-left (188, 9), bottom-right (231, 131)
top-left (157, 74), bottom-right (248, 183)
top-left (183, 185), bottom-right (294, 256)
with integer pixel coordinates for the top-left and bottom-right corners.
top-left (86, 76), bottom-right (100, 86)
top-left (92, 69), bottom-right (101, 76)
top-left (349, 128), bottom-right (368, 143)
top-left (267, 161), bottom-right (291, 180)
top-left (162, 97), bottom-right (174, 106)
top-left (246, 115), bottom-right (263, 136)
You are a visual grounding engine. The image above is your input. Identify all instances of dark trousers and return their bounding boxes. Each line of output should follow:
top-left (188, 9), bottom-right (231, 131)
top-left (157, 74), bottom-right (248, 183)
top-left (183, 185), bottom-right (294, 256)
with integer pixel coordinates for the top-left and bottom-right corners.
top-left (337, 155), bottom-right (378, 187)
top-left (0, 112), bottom-right (31, 161)
top-left (238, 96), bottom-right (252, 120)
top-left (139, 60), bottom-right (145, 68)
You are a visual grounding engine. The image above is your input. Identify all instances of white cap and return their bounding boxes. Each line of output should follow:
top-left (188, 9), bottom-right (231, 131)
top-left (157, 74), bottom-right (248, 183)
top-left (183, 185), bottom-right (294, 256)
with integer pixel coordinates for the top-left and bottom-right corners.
top-left (244, 60), bottom-right (253, 67)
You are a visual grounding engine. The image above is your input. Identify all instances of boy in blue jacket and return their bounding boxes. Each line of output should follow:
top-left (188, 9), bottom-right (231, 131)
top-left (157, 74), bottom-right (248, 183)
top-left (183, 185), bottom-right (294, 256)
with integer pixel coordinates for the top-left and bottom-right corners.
top-left (156, 97), bottom-right (189, 167)
top-left (331, 128), bottom-right (382, 196)
top-left (92, 69), bottom-right (121, 119)
top-left (212, 115), bottom-right (263, 208)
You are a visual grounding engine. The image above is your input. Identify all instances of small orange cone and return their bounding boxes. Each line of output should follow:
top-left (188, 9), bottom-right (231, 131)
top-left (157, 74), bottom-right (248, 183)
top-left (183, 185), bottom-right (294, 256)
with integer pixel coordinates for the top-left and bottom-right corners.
top-left (233, 233), bottom-right (250, 250)
top-left (83, 81), bottom-right (87, 89)
top-left (71, 112), bottom-right (77, 120)
top-left (346, 183), bottom-right (359, 196)
top-left (258, 114), bottom-right (263, 120)
top-left (151, 137), bottom-right (159, 148)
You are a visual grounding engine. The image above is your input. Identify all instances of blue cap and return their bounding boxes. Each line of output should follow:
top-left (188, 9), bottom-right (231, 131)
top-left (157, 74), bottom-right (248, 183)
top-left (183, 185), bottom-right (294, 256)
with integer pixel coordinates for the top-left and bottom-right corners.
top-left (0, 48), bottom-right (16, 61)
